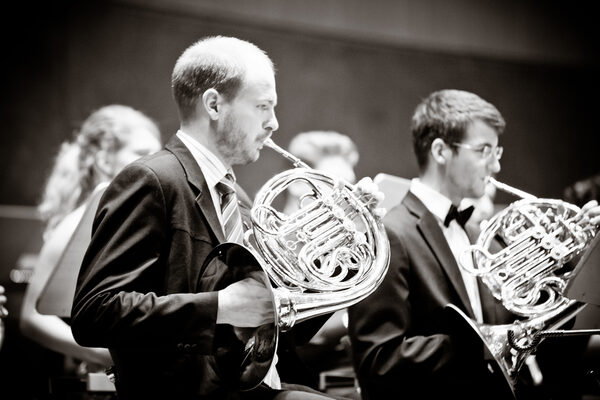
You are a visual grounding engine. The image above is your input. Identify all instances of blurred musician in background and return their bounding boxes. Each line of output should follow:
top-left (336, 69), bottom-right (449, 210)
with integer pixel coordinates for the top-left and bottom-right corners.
top-left (19, 104), bottom-right (161, 399)
top-left (284, 131), bottom-right (359, 214)
top-left (564, 173), bottom-right (600, 208)
top-left (348, 88), bottom-right (600, 399)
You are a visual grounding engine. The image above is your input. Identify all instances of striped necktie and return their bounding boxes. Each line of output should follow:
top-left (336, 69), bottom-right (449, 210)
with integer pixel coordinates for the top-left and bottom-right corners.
top-left (217, 173), bottom-right (244, 244)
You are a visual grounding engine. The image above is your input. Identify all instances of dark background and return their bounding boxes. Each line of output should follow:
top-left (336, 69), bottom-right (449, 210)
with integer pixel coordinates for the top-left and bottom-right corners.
top-left (1, 0), bottom-right (599, 207)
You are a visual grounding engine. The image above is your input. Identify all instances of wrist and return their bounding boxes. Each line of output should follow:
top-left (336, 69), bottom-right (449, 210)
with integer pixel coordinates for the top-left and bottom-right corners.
top-left (216, 289), bottom-right (229, 324)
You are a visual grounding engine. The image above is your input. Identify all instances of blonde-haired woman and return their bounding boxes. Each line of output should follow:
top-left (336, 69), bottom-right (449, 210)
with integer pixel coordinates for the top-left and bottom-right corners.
top-left (20, 105), bottom-right (161, 397)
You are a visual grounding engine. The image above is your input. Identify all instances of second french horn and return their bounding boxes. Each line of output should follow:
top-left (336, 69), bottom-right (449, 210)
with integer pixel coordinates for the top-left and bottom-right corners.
top-left (448, 177), bottom-right (597, 398)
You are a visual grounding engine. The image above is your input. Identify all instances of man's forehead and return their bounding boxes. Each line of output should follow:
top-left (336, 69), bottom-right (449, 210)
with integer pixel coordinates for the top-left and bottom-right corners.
top-left (464, 120), bottom-right (498, 142)
top-left (240, 75), bottom-right (277, 101)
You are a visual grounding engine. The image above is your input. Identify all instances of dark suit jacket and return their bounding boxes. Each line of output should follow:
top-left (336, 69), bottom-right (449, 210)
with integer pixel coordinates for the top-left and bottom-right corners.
top-left (71, 135), bottom-right (324, 399)
top-left (348, 192), bottom-right (515, 400)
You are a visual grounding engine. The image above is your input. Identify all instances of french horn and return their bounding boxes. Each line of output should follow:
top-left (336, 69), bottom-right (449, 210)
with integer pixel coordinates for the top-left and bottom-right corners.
top-left (447, 177), bottom-right (598, 398)
top-left (202, 138), bottom-right (390, 390)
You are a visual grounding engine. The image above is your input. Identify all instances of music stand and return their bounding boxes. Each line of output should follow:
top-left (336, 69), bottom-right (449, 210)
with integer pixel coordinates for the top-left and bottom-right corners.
top-left (37, 184), bottom-right (107, 317)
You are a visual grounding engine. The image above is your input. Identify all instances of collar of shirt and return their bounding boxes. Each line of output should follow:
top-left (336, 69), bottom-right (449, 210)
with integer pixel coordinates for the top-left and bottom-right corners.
top-left (409, 178), bottom-right (454, 224)
top-left (176, 130), bottom-right (234, 188)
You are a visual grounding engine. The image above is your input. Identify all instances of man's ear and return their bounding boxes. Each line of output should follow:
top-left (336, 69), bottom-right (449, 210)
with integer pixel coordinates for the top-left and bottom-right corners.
top-left (431, 138), bottom-right (451, 165)
top-left (202, 89), bottom-right (221, 120)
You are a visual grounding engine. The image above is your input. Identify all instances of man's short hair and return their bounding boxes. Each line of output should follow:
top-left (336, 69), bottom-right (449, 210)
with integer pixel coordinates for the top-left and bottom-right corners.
top-left (171, 35), bottom-right (274, 122)
top-left (411, 89), bottom-right (505, 170)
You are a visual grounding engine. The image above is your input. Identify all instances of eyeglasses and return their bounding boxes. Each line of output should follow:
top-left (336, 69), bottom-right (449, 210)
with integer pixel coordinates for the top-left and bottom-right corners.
top-left (452, 142), bottom-right (503, 160)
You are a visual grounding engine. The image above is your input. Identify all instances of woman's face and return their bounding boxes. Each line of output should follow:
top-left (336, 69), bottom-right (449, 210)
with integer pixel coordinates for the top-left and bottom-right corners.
top-left (108, 126), bottom-right (162, 176)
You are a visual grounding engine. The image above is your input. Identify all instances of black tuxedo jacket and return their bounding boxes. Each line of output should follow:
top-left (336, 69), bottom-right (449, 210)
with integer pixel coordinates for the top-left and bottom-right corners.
top-left (348, 191), bottom-right (515, 399)
top-left (71, 135), bottom-right (323, 399)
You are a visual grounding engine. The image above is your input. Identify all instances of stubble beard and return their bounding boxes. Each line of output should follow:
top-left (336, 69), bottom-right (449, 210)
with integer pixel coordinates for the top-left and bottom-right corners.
top-left (216, 112), bottom-right (257, 166)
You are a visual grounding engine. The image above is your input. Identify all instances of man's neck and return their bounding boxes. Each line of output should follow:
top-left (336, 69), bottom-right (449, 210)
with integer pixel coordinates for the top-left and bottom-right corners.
top-left (179, 122), bottom-right (230, 169)
top-left (419, 170), bottom-right (462, 205)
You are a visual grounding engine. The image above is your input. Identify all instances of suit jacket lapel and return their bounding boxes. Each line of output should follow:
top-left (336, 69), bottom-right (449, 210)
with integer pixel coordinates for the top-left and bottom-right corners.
top-left (404, 192), bottom-right (477, 319)
top-left (165, 135), bottom-right (226, 242)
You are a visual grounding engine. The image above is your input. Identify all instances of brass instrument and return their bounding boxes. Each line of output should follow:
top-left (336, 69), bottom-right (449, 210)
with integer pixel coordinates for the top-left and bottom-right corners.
top-left (202, 138), bottom-right (390, 390)
top-left (448, 177), bottom-right (598, 397)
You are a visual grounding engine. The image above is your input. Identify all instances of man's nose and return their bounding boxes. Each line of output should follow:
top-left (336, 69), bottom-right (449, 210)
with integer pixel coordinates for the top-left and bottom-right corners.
top-left (264, 111), bottom-right (278, 132)
top-left (489, 155), bottom-right (501, 174)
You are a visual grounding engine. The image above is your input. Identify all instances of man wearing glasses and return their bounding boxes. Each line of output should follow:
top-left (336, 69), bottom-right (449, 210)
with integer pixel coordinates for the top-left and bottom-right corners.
top-left (348, 89), bottom-right (520, 399)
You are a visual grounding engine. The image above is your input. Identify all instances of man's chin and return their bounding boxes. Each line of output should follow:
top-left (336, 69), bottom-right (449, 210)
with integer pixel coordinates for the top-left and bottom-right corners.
top-left (469, 187), bottom-right (486, 200)
top-left (239, 151), bottom-right (260, 165)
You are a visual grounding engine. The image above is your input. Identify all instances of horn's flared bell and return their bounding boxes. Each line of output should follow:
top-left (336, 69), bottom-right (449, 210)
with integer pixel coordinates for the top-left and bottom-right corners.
top-left (445, 304), bottom-right (519, 399)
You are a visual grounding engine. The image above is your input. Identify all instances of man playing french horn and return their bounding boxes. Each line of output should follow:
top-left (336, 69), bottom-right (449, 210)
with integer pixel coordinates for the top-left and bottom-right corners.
top-left (348, 89), bottom-right (600, 400)
top-left (70, 35), bottom-right (385, 400)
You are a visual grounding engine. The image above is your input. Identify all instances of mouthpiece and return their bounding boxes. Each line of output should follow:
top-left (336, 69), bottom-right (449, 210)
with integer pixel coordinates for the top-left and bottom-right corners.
top-left (487, 177), bottom-right (536, 200)
top-left (263, 138), bottom-right (310, 169)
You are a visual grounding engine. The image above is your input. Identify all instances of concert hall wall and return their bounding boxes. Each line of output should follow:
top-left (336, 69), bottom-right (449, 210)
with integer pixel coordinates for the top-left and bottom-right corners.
top-left (1, 1), bottom-right (599, 207)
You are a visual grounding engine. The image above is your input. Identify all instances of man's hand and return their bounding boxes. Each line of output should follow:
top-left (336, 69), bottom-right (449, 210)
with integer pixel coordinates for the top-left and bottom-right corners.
top-left (581, 199), bottom-right (600, 225)
top-left (576, 199), bottom-right (600, 228)
top-left (217, 271), bottom-right (274, 327)
top-left (353, 176), bottom-right (386, 219)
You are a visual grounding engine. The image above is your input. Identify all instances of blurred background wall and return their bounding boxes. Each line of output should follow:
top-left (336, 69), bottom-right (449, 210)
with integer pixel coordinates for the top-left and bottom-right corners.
top-left (1, 0), bottom-right (599, 206)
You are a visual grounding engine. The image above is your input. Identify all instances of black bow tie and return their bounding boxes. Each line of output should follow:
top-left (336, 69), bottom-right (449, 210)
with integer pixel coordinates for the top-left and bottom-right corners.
top-left (444, 204), bottom-right (474, 227)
